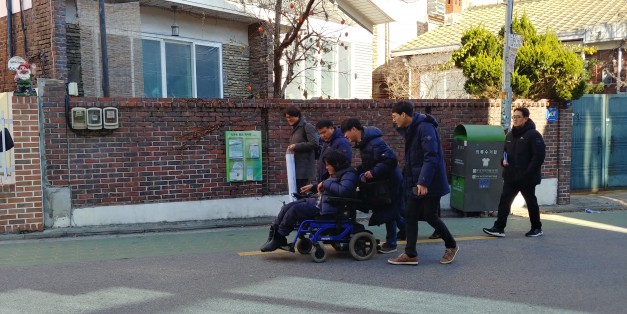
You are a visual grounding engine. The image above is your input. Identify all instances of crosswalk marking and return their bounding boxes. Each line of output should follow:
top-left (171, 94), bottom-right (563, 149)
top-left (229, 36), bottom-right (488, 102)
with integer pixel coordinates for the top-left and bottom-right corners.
top-left (0, 287), bottom-right (171, 314)
top-left (228, 276), bottom-right (585, 314)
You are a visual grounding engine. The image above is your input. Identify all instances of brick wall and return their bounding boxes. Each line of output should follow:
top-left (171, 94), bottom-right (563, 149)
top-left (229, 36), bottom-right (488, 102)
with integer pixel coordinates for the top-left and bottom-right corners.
top-left (0, 95), bottom-right (43, 233)
top-left (248, 23), bottom-right (273, 99)
top-left (35, 81), bottom-right (571, 217)
top-left (0, 0), bottom-right (67, 93)
top-left (75, 0), bottom-right (141, 97)
top-left (223, 43), bottom-right (250, 98)
top-left (66, 23), bottom-right (84, 96)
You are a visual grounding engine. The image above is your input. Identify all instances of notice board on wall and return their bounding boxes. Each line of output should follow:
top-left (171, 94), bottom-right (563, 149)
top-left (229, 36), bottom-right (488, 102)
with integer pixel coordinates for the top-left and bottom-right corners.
top-left (225, 131), bottom-right (262, 182)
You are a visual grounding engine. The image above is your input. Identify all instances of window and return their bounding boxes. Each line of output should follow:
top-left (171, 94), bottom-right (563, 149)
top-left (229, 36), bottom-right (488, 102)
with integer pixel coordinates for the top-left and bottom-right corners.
top-left (142, 38), bottom-right (222, 98)
top-left (284, 41), bottom-right (351, 99)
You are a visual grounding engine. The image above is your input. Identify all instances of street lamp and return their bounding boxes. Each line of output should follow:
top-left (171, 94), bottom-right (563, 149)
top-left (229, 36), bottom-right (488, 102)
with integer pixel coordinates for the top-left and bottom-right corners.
top-left (171, 6), bottom-right (179, 36)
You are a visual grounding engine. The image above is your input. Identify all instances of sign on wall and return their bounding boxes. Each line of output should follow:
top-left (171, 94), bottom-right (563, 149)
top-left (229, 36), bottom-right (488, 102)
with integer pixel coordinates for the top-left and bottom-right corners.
top-left (546, 107), bottom-right (559, 123)
top-left (225, 131), bottom-right (262, 182)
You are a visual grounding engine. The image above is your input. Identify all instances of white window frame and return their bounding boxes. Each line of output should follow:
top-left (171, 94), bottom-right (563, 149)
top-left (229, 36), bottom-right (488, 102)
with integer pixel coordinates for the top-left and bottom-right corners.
top-left (141, 34), bottom-right (223, 98)
top-left (284, 41), bottom-right (352, 99)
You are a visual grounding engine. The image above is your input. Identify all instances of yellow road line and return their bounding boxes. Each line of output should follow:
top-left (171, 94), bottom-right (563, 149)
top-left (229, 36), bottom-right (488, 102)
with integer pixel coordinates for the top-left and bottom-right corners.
top-left (238, 235), bottom-right (495, 257)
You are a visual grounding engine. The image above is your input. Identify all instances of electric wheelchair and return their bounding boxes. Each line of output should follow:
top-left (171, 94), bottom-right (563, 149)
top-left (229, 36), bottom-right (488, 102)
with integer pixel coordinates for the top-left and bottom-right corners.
top-left (285, 194), bottom-right (377, 263)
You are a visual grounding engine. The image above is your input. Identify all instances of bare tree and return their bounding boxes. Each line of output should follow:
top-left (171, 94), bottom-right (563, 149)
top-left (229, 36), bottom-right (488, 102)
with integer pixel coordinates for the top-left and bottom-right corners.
top-left (238, 0), bottom-right (350, 99)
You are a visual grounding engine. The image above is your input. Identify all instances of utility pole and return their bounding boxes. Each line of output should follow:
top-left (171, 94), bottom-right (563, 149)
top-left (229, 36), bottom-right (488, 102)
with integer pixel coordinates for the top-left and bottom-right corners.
top-left (500, 0), bottom-right (514, 132)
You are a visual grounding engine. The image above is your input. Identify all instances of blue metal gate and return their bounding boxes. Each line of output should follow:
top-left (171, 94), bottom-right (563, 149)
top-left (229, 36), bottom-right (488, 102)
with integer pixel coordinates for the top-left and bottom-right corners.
top-left (571, 94), bottom-right (627, 191)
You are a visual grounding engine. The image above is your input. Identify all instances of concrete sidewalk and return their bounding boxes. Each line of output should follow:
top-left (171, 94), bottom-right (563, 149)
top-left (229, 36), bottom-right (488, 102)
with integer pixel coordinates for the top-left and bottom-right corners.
top-left (1, 190), bottom-right (625, 241)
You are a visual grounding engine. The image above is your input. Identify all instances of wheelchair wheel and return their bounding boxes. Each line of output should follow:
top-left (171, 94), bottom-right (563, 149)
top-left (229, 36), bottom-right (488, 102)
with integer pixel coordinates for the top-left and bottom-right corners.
top-left (295, 238), bottom-right (313, 254)
top-left (310, 242), bottom-right (327, 263)
top-left (349, 231), bottom-right (376, 261)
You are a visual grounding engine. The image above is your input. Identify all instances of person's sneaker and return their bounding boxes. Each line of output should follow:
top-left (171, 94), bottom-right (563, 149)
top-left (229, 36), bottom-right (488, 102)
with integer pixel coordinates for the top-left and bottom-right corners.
top-left (388, 253), bottom-right (419, 265)
top-left (525, 228), bottom-right (543, 237)
top-left (440, 246), bottom-right (459, 264)
top-left (482, 227), bottom-right (505, 237)
top-left (429, 231), bottom-right (441, 239)
top-left (377, 243), bottom-right (397, 254)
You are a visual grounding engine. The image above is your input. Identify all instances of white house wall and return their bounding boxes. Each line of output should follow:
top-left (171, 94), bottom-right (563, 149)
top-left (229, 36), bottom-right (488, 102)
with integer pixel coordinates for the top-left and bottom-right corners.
top-left (352, 41), bottom-right (373, 98)
top-left (0, 0), bottom-right (31, 17)
top-left (372, 0), bottom-right (428, 68)
top-left (140, 6), bottom-right (249, 45)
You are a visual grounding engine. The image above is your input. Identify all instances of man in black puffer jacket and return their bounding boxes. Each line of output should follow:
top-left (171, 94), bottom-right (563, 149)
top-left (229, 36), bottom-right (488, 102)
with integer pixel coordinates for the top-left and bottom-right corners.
top-left (483, 107), bottom-right (546, 238)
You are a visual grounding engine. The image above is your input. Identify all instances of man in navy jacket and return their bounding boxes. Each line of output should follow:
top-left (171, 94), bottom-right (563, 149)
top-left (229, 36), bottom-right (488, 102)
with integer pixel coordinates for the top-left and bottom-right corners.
top-left (300, 119), bottom-right (352, 194)
top-left (341, 118), bottom-right (405, 254)
top-left (388, 101), bottom-right (459, 265)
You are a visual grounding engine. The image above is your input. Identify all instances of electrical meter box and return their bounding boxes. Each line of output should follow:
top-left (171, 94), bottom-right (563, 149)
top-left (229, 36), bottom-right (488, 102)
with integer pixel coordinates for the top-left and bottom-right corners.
top-left (103, 107), bottom-right (119, 129)
top-left (87, 107), bottom-right (103, 130)
top-left (71, 107), bottom-right (87, 130)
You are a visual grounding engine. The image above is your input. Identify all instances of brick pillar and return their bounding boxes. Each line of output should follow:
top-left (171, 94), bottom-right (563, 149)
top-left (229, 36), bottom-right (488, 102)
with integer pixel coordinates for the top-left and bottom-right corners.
top-left (0, 90), bottom-right (46, 233)
top-left (557, 105), bottom-right (572, 204)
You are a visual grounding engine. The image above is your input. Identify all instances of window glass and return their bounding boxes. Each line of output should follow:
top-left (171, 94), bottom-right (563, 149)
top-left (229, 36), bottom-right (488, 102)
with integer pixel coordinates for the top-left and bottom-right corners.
top-left (284, 60), bottom-right (303, 99)
top-left (142, 39), bottom-right (162, 97)
top-left (305, 56), bottom-right (317, 99)
top-left (165, 42), bottom-right (192, 98)
top-left (284, 41), bottom-right (351, 99)
top-left (196, 45), bottom-right (221, 98)
top-left (338, 42), bottom-right (351, 99)
top-left (321, 46), bottom-right (336, 98)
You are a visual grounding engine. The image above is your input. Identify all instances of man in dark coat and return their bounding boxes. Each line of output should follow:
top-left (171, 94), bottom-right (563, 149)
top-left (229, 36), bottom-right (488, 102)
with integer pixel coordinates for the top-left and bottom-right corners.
top-left (341, 118), bottom-right (405, 254)
top-left (483, 107), bottom-right (546, 238)
top-left (285, 105), bottom-right (320, 190)
top-left (260, 150), bottom-right (358, 252)
top-left (388, 101), bottom-right (459, 265)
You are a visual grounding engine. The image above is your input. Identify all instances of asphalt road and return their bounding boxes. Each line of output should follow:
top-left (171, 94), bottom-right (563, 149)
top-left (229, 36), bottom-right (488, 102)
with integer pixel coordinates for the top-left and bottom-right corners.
top-left (1, 211), bottom-right (626, 314)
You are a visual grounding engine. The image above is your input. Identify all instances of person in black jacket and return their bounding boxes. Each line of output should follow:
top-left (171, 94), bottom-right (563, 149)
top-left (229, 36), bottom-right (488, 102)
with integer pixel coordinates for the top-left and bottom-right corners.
top-left (483, 107), bottom-right (546, 238)
top-left (341, 118), bottom-right (405, 254)
top-left (261, 150), bottom-right (358, 252)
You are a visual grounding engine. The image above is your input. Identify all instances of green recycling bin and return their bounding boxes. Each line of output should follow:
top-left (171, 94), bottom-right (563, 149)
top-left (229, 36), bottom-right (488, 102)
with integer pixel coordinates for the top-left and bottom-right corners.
top-left (451, 124), bottom-right (505, 212)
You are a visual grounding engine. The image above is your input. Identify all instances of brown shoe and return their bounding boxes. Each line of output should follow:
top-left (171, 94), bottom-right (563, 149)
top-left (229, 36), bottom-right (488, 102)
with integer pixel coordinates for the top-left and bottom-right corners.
top-left (387, 253), bottom-right (419, 265)
top-left (440, 246), bottom-right (459, 264)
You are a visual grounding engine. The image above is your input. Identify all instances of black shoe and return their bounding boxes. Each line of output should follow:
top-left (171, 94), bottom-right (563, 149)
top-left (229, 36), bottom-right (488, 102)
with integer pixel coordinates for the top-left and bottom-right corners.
top-left (482, 227), bottom-right (505, 237)
top-left (525, 228), bottom-right (543, 237)
top-left (429, 231), bottom-right (441, 239)
top-left (397, 231), bottom-right (406, 241)
top-left (266, 225), bottom-right (276, 242)
top-left (260, 233), bottom-right (288, 252)
top-left (377, 242), bottom-right (397, 254)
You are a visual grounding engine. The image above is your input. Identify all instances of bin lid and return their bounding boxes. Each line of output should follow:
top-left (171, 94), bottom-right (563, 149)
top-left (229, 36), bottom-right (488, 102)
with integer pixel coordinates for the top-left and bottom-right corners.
top-left (454, 124), bottom-right (506, 141)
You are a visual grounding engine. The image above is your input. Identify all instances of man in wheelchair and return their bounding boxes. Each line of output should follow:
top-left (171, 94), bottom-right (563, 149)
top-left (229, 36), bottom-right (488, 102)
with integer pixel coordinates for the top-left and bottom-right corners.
top-left (260, 150), bottom-right (358, 252)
